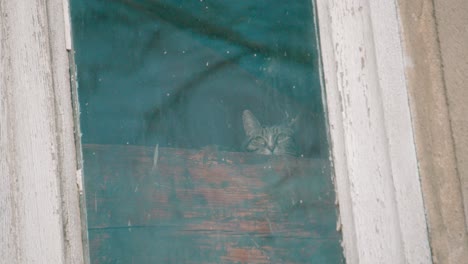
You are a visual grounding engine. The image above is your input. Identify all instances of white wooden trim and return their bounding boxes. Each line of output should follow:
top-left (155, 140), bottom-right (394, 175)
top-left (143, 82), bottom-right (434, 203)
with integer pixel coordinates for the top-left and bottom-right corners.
top-left (0, 1), bottom-right (85, 263)
top-left (316, 0), bottom-right (431, 263)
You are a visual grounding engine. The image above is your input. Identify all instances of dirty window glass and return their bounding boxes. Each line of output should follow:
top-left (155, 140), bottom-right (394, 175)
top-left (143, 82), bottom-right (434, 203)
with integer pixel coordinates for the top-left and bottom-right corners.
top-left (71, 0), bottom-right (344, 263)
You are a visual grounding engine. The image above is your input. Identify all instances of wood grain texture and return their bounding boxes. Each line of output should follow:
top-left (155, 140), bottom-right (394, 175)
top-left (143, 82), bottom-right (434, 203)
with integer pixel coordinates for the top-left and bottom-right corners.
top-left (316, 0), bottom-right (431, 263)
top-left (83, 144), bottom-right (343, 263)
top-left (0, 0), bottom-right (84, 263)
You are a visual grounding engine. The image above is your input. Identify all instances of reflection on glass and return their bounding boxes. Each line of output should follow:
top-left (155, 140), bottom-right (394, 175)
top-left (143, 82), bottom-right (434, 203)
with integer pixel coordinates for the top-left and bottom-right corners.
top-left (72, 0), bottom-right (344, 263)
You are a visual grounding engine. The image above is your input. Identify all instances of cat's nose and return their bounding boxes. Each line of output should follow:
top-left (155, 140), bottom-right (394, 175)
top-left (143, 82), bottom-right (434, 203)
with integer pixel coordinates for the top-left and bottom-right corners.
top-left (267, 145), bottom-right (275, 152)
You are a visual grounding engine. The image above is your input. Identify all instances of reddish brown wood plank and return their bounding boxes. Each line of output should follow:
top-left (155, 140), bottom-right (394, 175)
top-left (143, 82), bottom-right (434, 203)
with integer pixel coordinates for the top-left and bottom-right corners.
top-left (83, 144), bottom-right (343, 263)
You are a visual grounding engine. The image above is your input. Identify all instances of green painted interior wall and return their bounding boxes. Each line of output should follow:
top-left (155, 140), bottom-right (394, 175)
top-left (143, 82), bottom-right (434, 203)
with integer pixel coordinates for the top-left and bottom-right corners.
top-left (71, 0), bottom-right (344, 263)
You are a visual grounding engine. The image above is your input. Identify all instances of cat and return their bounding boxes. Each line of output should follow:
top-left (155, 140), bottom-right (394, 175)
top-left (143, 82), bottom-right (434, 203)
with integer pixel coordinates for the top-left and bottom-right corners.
top-left (242, 110), bottom-right (298, 156)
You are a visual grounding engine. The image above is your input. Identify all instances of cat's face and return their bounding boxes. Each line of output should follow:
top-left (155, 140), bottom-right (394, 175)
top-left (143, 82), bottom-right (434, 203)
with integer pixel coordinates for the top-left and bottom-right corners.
top-left (242, 110), bottom-right (298, 156)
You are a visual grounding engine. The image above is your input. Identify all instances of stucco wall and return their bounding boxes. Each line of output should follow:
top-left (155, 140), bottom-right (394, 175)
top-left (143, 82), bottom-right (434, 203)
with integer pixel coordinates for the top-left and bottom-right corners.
top-left (433, 0), bottom-right (468, 229)
top-left (397, 0), bottom-right (468, 263)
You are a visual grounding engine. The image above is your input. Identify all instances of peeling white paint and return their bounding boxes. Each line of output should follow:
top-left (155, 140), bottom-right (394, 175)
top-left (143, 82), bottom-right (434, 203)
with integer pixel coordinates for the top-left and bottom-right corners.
top-left (316, 0), bottom-right (431, 263)
top-left (1, 0), bottom-right (85, 263)
top-left (62, 0), bottom-right (72, 50)
top-left (77, 169), bottom-right (83, 193)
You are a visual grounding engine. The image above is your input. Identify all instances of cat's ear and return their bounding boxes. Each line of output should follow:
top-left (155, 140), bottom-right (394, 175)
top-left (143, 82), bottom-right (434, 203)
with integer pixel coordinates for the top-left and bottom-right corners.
top-left (243, 110), bottom-right (262, 137)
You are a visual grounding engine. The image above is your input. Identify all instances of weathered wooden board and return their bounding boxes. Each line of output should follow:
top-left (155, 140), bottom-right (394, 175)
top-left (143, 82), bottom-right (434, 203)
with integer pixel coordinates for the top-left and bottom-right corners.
top-left (83, 144), bottom-right (343, 263)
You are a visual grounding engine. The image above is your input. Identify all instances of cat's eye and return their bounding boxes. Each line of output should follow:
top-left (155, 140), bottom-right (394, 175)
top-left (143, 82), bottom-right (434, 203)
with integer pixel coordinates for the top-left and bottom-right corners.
top-left (276, 134), bottom-right (289, 142)
top-left (252, 136), bottom-right (267, 145)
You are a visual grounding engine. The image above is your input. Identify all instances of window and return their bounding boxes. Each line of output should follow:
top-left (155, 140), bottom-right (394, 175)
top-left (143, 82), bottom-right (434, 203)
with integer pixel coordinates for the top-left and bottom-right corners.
top-left (1, 0), bottom-right (432, 263)
top-left (71, 0), bottom-right (344, 263)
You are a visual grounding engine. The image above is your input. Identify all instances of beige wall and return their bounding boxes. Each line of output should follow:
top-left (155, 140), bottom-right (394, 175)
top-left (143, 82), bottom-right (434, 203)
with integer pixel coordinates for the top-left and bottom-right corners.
top-left (433, 0), bottom-right (468, 227)
top-left (398, 0), bottom-right (468, 263)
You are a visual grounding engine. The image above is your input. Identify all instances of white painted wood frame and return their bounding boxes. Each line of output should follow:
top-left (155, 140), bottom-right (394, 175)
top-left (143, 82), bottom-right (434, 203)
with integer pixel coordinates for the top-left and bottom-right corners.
top-left (0, 0), bottom-right (85, 263)
top-left (0, 0), bottom-right (432, 263)
top-left (315, 0), bottom-right (431, 263)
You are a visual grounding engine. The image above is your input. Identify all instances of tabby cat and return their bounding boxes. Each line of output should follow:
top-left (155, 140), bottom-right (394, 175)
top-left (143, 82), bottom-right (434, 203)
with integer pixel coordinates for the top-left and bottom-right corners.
top-left (242, 110), bottom-right (298, 156)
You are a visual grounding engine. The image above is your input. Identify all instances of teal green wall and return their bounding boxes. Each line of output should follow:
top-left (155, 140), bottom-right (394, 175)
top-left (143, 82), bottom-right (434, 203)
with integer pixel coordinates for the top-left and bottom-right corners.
top-left (72, 0), bottom-right (325, 157)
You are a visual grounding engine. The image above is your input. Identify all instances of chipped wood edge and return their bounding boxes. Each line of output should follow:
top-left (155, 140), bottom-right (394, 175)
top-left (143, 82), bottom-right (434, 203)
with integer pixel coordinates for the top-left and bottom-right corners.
top-left (0, 0), bottom-right (85, 263)
top-left (315, 0), bottom-right (431, 263)
top-left (314, 1), bottom-right (359, 263)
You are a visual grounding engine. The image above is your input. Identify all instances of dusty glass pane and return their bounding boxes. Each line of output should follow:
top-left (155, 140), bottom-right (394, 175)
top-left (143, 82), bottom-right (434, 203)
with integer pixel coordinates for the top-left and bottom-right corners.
top-left (71, 0), bottom-right (344, 263)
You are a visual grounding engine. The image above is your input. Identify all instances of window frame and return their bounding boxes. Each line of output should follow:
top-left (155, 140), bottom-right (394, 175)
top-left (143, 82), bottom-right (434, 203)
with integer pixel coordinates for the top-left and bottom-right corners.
top-left (315, 0), bottom-right (431, 262)
top-left (0, 0), bottom-right (431, 263)
top-left (1, 0), bottom-right (86, 263)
